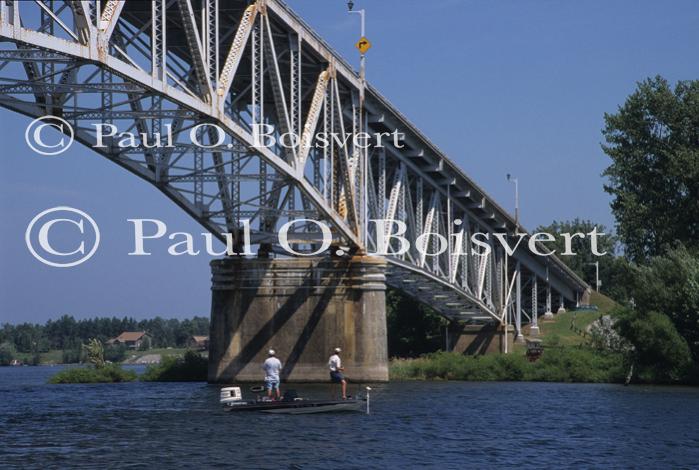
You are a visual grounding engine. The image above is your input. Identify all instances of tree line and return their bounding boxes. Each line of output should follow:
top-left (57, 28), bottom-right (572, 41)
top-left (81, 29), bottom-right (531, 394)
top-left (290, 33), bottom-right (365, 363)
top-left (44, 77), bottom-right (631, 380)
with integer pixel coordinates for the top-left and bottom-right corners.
top-left (0, 315), bottom-right (209, 363)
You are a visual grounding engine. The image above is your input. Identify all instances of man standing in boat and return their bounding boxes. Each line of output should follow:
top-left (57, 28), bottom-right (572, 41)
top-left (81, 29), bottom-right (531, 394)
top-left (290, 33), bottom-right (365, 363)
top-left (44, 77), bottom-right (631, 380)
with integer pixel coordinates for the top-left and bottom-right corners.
top-left (262, 349), bottom-right (282, 400)
top-left (328, 347), bottom-right (347, 399)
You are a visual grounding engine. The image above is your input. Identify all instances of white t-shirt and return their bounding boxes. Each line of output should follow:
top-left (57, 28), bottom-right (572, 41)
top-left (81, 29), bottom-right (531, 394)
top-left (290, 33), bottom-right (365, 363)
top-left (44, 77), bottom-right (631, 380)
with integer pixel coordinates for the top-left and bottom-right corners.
top-left (328, 354), bottom-right (341, 372)
top-left (262, 357), bottom-right (282, 381)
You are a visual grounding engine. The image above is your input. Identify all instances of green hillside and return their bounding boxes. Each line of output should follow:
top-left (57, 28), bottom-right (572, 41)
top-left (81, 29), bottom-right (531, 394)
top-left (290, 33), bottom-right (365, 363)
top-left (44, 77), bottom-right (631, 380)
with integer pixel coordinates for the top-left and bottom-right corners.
top-left (520, 291), bottom-right (619, 348)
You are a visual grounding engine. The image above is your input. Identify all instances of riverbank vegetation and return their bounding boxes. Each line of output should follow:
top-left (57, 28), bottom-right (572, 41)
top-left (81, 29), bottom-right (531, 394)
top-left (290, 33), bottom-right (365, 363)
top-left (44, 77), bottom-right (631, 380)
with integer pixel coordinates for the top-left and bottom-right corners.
top-left (48, 364), bottom-right (137, 384)
top-left (389, 250), bottom-right (699, 385)
top-left (390, 349), bottom-right (626, 383)
top-left (47, 350), bottom-right (207, 383)
top-left (48, 339), bottom-right (137, 384)
top-left (140, 350), bottom-right (208, 382)
top-left (389, 291), bottom-right (626, 383)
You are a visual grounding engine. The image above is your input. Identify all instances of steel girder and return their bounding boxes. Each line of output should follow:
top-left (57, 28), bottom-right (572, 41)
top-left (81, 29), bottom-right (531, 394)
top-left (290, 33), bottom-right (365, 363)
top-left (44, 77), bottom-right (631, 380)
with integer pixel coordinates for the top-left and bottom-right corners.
top-left (0, 0), bottom-right (588, 327)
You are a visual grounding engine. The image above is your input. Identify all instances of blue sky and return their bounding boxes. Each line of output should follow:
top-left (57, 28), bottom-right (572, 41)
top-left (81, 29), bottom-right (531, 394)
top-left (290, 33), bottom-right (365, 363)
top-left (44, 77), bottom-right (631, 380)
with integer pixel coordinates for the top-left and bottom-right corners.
top-left (1, 0), bottom-right (698, 323)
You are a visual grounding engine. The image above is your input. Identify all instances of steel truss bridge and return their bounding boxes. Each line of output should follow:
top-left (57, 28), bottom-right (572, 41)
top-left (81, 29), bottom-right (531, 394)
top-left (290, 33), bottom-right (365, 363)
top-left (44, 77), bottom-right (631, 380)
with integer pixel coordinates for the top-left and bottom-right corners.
top-left (0, 0), bottom-right (588, 336)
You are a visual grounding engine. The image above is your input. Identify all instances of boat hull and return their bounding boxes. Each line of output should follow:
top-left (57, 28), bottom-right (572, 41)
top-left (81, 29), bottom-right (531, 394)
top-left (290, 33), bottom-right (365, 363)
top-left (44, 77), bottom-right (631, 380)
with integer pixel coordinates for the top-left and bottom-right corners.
top-left (224, 399), bottom-right (365, 414)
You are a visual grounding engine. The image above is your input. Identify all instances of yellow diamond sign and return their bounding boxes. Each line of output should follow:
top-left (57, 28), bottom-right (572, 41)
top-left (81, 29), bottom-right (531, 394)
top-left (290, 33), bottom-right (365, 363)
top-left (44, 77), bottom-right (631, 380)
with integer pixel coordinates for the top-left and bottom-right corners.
top-left (355, 36), bottom-right (371, 54)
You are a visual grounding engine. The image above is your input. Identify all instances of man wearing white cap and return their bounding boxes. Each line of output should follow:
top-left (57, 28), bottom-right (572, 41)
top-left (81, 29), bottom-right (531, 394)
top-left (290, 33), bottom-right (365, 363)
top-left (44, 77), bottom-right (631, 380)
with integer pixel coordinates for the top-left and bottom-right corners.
top-left (262, 349), bottom-right (282, 400)
top-left (328, 347), bottom-right (347, 399)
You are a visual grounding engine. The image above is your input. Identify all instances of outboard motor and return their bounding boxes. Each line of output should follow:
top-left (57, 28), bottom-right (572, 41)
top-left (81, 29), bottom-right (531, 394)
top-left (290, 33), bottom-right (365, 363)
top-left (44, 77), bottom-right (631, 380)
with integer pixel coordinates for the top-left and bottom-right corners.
top-left (220, 387), bottom-right (243, 406)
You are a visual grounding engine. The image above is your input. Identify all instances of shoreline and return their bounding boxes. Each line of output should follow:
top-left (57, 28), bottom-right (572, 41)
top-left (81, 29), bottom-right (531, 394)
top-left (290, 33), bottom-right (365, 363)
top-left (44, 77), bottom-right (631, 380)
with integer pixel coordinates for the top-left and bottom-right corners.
top-left (5, 361), bottom-right (696, 387)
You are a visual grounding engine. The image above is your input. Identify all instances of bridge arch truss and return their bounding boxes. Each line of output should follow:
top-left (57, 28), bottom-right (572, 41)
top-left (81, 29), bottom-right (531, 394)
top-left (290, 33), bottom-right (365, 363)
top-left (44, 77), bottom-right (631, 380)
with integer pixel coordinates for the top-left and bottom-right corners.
top-left (0, 0), bottom-right (588, 333)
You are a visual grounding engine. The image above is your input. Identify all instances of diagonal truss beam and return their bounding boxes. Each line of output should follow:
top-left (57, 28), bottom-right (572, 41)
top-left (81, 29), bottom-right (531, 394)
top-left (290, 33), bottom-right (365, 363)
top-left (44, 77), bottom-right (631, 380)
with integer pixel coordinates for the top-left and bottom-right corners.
top-left (217, 3), bottom-right (257, 100)
top-left (297, 69), bottom-right (328, 171)
top-left (69, 1), bottom-right (94, 44)
top-left (99, 0), bottom-right (124, 42)
top-left (176, 0), bottom-right (214, 100)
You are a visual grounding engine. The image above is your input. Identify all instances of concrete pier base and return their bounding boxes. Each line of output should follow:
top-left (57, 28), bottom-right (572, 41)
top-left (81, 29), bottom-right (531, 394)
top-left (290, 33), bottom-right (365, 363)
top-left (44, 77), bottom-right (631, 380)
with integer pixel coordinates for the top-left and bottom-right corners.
top-left (449, 323), bottom-right (514, 355)
top-left (208, 256), bottom-right (389, 383)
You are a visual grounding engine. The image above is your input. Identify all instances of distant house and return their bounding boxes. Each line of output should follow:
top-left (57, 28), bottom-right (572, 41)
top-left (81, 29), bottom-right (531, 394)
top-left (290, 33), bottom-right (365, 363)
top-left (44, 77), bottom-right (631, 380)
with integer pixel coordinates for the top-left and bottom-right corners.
top-left (107, 331), bottom-right (151, 350)
top-left (187, 335), bottom-right (209, 350)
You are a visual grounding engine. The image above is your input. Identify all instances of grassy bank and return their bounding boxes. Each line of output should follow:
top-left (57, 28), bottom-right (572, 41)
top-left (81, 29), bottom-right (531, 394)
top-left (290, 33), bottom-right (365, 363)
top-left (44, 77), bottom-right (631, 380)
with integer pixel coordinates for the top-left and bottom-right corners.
top-left (390, 349), bottom-right (626, 383)
top-left (122, 347), bottom-right (193, 364)
top-left (501, 291), bottom-right (618, 356)
top-left (12, 349), bottom-right (65, 365)
top-left (529, 291), bottom-right (617, 346)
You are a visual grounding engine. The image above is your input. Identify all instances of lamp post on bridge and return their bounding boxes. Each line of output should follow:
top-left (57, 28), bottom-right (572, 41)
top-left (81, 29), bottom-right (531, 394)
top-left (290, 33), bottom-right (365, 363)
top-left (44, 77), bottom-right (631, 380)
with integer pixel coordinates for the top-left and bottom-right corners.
top-left (506, 174), bottom-right (526, 343)
top-left (588, 261), bottom-right (600, 293)
top-left (506, 173), bottom-right (519, 232)
top-left (347, 1), bottom-right (369, 249)
top-left (347, 1), bottom-right (367, 95)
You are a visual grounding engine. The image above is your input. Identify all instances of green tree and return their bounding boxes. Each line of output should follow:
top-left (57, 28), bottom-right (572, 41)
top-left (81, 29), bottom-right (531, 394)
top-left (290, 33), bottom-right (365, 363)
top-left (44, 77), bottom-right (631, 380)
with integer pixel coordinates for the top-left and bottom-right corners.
top-left (602, 76), bottom-right (699, 262)
top-left (386, 289), bottom-right (447, 357)
top-left (61, 348), bottom-right (82, 364)
top-left (623, 246), bottom-right (699, 361)
top-left (613, 308), bottom-right (692, 383)
top-left (104, 344), bottom-right (127, 363)
top-left (0, 342), bottom-right (15, 365)
top-left (138, 335), bottom-right (151, 351)
top-left (83, 338), bottom-right (105, 369)
top-left (140, 350), bottom-right (207, 382)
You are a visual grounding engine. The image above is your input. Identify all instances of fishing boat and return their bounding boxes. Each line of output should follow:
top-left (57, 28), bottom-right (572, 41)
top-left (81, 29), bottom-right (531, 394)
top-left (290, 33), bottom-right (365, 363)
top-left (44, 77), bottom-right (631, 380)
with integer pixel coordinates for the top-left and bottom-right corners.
top-left (220, 386), bottom-right (371, 414)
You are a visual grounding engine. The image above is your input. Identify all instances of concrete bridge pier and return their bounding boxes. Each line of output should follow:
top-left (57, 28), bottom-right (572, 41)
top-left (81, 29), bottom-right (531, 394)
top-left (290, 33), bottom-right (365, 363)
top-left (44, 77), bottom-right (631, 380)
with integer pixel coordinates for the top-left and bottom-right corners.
top-left (208, 256), bottom-right (389, 383)
top-left (447, 322), bottom-right (514, 355)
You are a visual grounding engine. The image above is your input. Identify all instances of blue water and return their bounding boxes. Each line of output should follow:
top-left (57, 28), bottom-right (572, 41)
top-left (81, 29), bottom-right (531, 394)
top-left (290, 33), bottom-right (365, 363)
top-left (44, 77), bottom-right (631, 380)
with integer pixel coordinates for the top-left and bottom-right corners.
top-left (1, 366), bottom-right (699, 469)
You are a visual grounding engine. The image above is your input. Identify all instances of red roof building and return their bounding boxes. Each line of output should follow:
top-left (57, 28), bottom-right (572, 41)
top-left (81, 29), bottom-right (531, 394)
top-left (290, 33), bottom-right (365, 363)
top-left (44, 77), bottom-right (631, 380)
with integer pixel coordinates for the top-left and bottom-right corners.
top-left (107, 331), bottom-right (151, 349)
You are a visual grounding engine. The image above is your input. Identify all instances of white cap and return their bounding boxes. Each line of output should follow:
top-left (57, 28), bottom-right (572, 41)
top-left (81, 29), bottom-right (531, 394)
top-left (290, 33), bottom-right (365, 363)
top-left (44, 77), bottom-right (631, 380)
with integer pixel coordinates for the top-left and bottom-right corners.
top-left (334, 347), bottom-right (341, 353)
top-left (268, 349), bottom-right (276, 356)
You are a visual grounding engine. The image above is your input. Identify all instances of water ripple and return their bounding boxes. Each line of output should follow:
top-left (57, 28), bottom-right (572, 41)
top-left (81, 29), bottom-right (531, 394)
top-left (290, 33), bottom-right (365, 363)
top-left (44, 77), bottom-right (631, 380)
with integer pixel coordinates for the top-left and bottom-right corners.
top-left (1, 368), bottom-right (699, 468)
